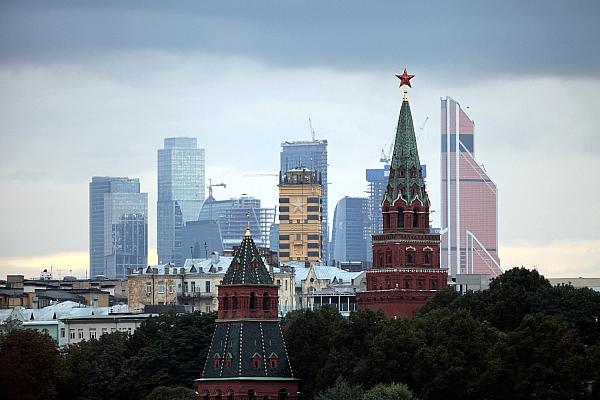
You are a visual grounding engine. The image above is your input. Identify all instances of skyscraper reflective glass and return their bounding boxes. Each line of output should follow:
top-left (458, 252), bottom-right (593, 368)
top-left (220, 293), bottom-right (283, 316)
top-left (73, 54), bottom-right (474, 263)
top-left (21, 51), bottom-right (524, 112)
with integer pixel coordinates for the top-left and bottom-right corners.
top-left (89, 177), bottom-right (148, 279)
top-left (157, 137), bottom-right (205, 266)
top-left (280, 140), bottom-right (329, 261)
top-left (331, 197), bottom-right (370, 264)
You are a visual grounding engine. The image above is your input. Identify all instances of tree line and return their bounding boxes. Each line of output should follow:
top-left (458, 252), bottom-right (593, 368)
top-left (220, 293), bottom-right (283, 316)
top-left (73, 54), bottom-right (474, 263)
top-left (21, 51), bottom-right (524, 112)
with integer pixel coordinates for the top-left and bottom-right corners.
top-left (1, 267), bottom-right (599, 399)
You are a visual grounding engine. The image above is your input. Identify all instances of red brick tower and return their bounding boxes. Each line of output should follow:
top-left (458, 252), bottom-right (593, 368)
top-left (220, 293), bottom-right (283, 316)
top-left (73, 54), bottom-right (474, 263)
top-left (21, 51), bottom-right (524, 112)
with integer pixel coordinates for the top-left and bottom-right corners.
top-left (195, 228), bottom-right (300, 399)
top-left (357, 70), bottom-right (448, 318)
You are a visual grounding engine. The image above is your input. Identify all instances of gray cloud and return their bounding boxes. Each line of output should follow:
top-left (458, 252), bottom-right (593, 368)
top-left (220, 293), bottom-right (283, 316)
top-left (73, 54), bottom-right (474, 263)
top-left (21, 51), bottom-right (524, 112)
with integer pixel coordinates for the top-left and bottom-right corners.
top-left (1, 1), bottom-right (599, 78)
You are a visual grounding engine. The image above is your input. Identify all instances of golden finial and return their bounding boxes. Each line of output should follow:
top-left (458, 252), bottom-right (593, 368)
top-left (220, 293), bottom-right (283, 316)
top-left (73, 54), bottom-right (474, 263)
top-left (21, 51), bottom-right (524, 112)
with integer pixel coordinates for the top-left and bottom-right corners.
top-left (245, 227), bottom-right (251, 237)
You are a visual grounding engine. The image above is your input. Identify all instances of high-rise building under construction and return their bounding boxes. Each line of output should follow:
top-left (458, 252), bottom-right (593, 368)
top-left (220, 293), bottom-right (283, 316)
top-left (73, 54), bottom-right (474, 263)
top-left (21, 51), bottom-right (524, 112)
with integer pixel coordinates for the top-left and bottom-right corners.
top-left (440, 97), bottom-right (501, 277)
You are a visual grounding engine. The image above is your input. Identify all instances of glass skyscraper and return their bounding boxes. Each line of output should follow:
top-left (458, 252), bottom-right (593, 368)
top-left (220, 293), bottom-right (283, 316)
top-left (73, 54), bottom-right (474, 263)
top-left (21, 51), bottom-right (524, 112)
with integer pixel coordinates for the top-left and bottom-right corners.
top-left (280, 140), bottom-right (329, 261)
top-left (89, 177), bottom-right (148, 279)
top-left (157, 137), bottom-right (205, 266)
top-left (331, 197), bottom-right (370, 264)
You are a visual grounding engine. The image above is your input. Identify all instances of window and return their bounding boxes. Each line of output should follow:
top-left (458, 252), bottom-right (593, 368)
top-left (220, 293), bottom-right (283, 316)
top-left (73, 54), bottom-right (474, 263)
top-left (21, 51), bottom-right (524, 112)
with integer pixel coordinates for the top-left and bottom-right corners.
top-left (279, 206), bottom-right (289, 212)
top-left (69, 329), bottom-right (75, 339)
top-left (168, 284), bottom-right (174, 293)
top-left (89, 328), bottom-right (97, 339)
top-left (279, 197), bottom-right (290, 203)
top-left (307, 205), bottom-right (319, 212)
top-left (250, 292), bottom-right (257, 309)
top-left (213, 354), bottom-right (221, 369)
top-left (307, 234), bottom-right (319, 241)
top-left (263, 293), bottom-right (271, 311)
top-left (183, 282), bottom-right (188, 293)
top-left (205, 280), bottom-right (211, 293)
top-left (424, 253), bottom-right (431, 264)
top-left (225, 354), bottom-right (233, 368)
top-left (223, 296), bottom-right (229, 310)
top-left (307, 251), bottom-right (320, 257)
top-left (279, 252), bottom-right (290, 258)
top-left (279, 234), bottom-right (289, 241)
top-left (252, 355), bottom-right (261, 368)
top-left (102, 327), bottom-right (108, 335)
top-left (278, 389), bottom-right (288, 400)
top-left (404, 281), bottom-right (410, 289)
top-left (413, 210), bottom-right (419, 228)
top-left (269, 354), bottom-right (279, 368)
top-left (276, 279), bottom-right (281, 286)
top-left (398, 209), bottom-right (404, 228)
top-left (431, 280), bottom-right (437, 289)
top-left (202, 390), bottom-right (210, 400)
top-left (279, 243), bottom-right (289, 249)
top-left (295, 234), bottom-right (302, 240)
top-left (279, 214), bottom-right (289, 221)
top-left (215, 389), bottom-right (222, 400)
top-left (78, 329), bottom-right (84, 339)
top-left (248, 389), bottom-right (256, 400)
top-left (60, 328), bottom-right (65, 338)
top-left (232, 296), bottom-right (238, 310)
top-left (158, 281), bottom-right (165, 293)
top-left (191, 281), bottom-right (196, 293)
top-left (227, 390), bottom-right (234, 400)
top-left (307, 197), bottom-right (319, 203)
top-left (285, 280), bottom-right (288, 290)
top-left (307, 214), bottom-right (319, 220)
top-left (307, 243), bottom-right (319, 248)
top-left (145, 282), bottom-right (152, 295)
top-left (406, 252), bottom-right (414, 264)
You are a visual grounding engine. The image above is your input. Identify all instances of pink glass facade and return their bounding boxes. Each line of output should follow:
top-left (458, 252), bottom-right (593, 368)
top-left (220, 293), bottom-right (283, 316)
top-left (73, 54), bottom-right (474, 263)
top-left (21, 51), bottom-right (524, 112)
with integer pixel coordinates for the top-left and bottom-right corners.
top-left (440, 97), bottom-right (501, 277)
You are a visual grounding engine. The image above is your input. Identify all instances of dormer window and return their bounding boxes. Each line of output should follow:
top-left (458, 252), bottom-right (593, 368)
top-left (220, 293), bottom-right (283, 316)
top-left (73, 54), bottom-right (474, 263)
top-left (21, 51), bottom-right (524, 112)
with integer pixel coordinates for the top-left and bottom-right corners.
top-left (213, 353), bottom-right (221, 369)
top-left (251, 353), bottom-right (262, 369)
top-left (400, 167), bottom-right (405, 177)
top-left (225, 353), bottom-right (233, 368)
top-left (269, 353), bottom-right (279, 368)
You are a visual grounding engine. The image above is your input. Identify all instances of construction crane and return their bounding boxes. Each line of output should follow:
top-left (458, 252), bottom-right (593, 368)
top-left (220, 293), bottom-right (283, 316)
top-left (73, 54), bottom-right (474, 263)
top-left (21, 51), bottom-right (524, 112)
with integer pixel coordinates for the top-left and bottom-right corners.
top-left (419, 116), bottom-right (430, 130)
top-left (309, 117), bottom-right (316, 141)
top-left (207, 179), bottom-right (226, 200)
top-left (379, 143), bottom-right (393, 163)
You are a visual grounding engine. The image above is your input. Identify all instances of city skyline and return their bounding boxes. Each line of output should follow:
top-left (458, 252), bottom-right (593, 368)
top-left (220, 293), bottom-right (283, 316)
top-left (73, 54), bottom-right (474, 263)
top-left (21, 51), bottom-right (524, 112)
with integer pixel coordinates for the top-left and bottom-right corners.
top-left (1, 1), bottom-right (599, 279)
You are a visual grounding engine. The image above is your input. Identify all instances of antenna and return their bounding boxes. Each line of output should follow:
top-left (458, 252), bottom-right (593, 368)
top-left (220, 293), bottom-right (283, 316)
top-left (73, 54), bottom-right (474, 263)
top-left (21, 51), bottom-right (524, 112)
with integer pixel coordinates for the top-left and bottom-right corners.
top-left (309, 118), bottom-right (316, 141)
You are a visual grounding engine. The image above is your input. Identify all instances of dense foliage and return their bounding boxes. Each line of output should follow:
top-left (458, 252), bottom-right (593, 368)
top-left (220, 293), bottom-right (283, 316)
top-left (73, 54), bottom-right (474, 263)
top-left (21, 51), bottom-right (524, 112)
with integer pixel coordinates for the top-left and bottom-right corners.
top-left (1, 268), bottom-right (599, 400)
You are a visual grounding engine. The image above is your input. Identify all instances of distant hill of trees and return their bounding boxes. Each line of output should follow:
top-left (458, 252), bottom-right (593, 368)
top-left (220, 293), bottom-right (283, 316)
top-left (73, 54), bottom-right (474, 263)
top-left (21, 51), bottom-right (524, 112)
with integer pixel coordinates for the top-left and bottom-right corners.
top-left (1, 267), bottom-right (599, 400)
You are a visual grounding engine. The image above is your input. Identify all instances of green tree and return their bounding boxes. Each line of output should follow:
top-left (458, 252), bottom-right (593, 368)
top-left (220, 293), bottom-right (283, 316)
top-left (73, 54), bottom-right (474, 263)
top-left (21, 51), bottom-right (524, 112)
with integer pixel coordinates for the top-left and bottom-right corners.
top-left (478, 314), bottom-right (590, 400)
top-left (282, 307), bottom-right (347, 399)
top-left (0, 329), bottom-right (66, 400)
top-left (315, 377), bottom-right (363, 400)
top-left (363, 383), bottom-right (417, 400)
top-left (146, 386), bottom-right (197, 400)
top-left (412, 308), bottom-right (499, 400)
top-left (62, 332), bottom-right (128, 400)
top-left (113, 311), bottom-right (215, 400)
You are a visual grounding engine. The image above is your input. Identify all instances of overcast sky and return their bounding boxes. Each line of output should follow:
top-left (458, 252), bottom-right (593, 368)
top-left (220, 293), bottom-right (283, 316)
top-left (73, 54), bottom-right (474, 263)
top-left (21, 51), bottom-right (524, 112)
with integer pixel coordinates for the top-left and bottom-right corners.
top-left (1, 1), bottom-right (599, 279)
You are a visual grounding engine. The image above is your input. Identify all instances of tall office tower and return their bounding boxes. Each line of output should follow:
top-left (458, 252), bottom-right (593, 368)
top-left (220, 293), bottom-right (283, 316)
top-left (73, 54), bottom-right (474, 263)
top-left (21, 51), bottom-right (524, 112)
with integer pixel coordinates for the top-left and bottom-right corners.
top-left (366, 164), bottom-right (426, 262)
top-left (278, 168), bottom-right (323, 264)
top-left (197, 195), bottom-right (276, 252)
top-left (331, 197), bottom-right (370, 264)
top-left (441, 97), bottom-right (501, 277)
top-left (89, 177), bottom-right (147, 279)
top-left (280, 140), bottom-right (329, 262)
top-left (157, 137), bottom-right (205, 266)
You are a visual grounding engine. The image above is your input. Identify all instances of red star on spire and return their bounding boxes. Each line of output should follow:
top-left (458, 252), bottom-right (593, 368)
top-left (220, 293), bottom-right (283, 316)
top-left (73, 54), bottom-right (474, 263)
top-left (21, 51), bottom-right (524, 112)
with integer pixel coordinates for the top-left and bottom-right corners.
top-left (396, 68), bottom-right (415, 88)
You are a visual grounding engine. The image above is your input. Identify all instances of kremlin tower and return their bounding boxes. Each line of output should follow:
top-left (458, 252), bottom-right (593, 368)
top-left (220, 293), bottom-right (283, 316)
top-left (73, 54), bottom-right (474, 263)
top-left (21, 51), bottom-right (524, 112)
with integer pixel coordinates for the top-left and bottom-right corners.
top-left (195, 228), bottom-right (299, 399)
top-left (357, 70), bottom-right (448, 318)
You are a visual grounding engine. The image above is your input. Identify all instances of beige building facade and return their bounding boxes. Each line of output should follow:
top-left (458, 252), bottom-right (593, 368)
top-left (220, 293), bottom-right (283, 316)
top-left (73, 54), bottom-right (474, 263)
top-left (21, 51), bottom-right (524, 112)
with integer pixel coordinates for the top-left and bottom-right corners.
top-left (278, 168), bottom-right (323, 263)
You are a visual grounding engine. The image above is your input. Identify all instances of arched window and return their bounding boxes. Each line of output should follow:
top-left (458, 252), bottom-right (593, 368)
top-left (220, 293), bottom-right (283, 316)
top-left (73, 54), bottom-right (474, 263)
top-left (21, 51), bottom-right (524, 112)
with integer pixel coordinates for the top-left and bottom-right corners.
top-left (398, 208), bottom-right (404, 228)
top-left (431, 280), bottom-right (437, 289)
top-left (406, 252), bottom-right (413, 264)
top-left (250, 292), bottom-right (257, 310)
top-left (225, 353), bottom-right (233, 368)
top-left (227, 389), bottom-right (234, 400)
top-left (278, 388), bottom-right (288, 400)
top-left (413, 210), bottom-right (419, 228)
top-left (404, 280), bottom-right (410, 289)
top-left (424, 253), bottom-right (431, 264)
top-left (215, 389), bottom-right (222, 400)
top-left (383, 212), bottom-right (390, 229)
top-left (263, 293), bottom-right (271, 311)
top-left (252, 354), bottom-right (262, 368)
top-left (248, 389), bottom-right (256, 400)
top-left (202, 390), bottom-right (210, 400)
top-left (232, 295), bottom-right (238, 310)
top-left (213, 354), bottom-right (221, 369)
top-left (223, 295), bottom-right (229, 310)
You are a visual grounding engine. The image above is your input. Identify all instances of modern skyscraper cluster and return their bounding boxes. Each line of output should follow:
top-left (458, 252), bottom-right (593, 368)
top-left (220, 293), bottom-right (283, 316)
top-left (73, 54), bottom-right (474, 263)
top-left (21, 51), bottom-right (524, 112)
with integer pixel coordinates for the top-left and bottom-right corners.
top-left (280, 140), bottom-right (329, 261)
top-left (331, 197), bottom-right (370, 264)
top-left (89, 177), bottom-right (148, 279)
top-left (440, 97), bottom-right (501, 277)
top-left (157, 137), bottom-right (205, 266)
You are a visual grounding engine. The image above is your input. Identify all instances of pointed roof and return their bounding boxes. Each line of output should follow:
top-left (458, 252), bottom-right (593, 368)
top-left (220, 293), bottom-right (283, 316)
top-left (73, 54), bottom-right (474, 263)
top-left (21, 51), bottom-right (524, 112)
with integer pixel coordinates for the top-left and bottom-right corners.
top-left (222, 228), bottom-right (273, 285)
top-left (385, 92), bottom-right (430, 206)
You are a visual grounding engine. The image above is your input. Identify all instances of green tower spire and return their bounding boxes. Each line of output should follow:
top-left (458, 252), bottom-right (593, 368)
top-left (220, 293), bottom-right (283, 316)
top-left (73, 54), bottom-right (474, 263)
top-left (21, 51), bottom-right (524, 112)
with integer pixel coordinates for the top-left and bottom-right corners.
top-left (384, 90), bottom-right (429, 206)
